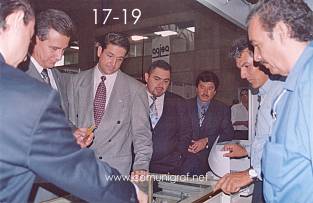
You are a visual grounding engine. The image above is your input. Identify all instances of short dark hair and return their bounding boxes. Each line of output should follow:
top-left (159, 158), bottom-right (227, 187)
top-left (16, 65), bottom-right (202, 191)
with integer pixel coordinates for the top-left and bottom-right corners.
top-left (0, 0), bottom-right (34, 30)
top-left (147, 60), bottom-right (171, 74)
top-left (98, 32), bottom-right (130, 55)
top-left (229, 37), bottom-right (253, 60)
top-left (247, 0), bottom-right (313, 41)
top-left (240, 88), bottom-right (248, 96)
top-left (36, 9), bottom-right (74, 40)
top-left (195, 71), bottom-right (220, 90)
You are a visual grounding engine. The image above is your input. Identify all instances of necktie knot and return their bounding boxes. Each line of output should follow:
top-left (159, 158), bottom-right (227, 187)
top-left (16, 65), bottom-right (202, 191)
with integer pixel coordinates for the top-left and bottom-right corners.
top-left (101, 76), bottom-right (106, 82)
top-left (41, 69), bottom-right (50, 85)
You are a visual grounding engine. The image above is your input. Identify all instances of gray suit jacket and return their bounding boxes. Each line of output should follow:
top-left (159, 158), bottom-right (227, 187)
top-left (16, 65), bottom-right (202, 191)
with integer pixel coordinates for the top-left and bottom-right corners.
top-left (67, 67), bottom-right (153, 175)
top-left (19, 59), bottom-right (69, 117)
top-left (0, 55), bottom-right (137, 203)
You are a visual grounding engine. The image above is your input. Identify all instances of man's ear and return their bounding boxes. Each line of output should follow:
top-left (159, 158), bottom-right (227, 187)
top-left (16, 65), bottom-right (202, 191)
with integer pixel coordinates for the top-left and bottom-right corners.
top-left (6, 10), bottom-right (25, 31)
top-left (273, 21), bottom-right (290, 45)
top-left (97, 46), bottom-right (103, 58)
top-left (144, 73), bottom-right (149, 83)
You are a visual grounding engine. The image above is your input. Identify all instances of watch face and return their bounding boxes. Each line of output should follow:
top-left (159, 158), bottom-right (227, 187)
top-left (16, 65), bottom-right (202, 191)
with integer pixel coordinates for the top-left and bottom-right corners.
top-left (249, 169), bottom-right (258, 178)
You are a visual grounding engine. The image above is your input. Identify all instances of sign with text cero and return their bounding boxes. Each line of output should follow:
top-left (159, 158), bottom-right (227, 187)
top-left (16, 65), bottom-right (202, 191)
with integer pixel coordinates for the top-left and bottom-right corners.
top-left (152, 36), bottom-right (170, 63)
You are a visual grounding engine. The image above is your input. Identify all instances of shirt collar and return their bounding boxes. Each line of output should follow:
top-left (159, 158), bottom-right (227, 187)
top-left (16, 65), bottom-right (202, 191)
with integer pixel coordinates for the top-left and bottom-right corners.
top-left (284, 41), bottom-right (313, 92)
top-left (258, 78), bottom-right (270, 96)
top-left (0, 53), bottom-right (4, 63)
top-left (95, 63), bottom-right (118, 79)
top-left (196, 97), bottom-right (210, 108)
top-left (146, 91), bottom-right (165, 102)
top-left (30, 56), bottom-right (44, 73)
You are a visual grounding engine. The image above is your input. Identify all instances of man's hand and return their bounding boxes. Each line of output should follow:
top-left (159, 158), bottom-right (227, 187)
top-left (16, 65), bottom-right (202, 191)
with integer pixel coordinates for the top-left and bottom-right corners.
top-left (188, 138), bottom-right (208, 153)
top-left (131, 170), bottom-right (148, 182)
top-left (73, 128), bottom-right (94, 148)
top-left (214, 170), bottom-right (253, 194)
top-left (233, 120), bottom-right (249, 127)
top-left (134, 184), bottom-right (148, 203)
top-left (223, 144), bottom-right (248, 158)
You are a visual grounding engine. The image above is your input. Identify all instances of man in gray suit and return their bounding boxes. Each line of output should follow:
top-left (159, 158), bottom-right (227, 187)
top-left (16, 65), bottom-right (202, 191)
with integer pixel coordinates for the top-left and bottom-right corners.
top-left (18, 9), bottom-right (92, 201)
top-left (0, 1), bottom-right (146, 202)
top-left (67, 32), bottom-right (153, 176)
top-left (19, 9), bottom-right (72, 117)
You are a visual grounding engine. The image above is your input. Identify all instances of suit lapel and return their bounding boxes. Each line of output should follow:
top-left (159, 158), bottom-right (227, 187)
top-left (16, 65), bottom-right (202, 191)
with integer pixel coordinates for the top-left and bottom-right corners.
top-left (201, 100), bottom-right (216, 128)
top-left (97, 71), bottom-right (127, 136)
top-left (51, 69), bottom-right (61, 90)
top-left (78, 69), bottom-right (94, 126)
top-left (26, 61), bottom-right (45, 82)
top-left (191, 98), bottom-right (201, 139)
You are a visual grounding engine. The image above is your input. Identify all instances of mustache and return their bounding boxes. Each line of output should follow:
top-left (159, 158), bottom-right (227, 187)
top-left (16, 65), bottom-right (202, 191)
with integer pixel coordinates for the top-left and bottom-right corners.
top-left (201, 93), bottom-right (210, 97)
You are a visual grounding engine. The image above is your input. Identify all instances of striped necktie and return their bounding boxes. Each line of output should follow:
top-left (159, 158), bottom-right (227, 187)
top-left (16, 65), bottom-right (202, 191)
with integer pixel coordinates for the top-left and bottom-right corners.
top-left (41, 69), bottom-right (51, 85)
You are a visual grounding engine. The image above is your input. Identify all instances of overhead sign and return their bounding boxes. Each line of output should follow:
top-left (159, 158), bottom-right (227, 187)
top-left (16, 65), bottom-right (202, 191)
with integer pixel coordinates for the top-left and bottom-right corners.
top-left (152, 36), bottom-right (170, 63)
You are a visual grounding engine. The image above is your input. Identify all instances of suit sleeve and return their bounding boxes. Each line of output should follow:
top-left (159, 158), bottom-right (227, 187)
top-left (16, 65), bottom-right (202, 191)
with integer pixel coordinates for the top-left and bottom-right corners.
top-left (131, 85), bottom-right (153, 171)
top-left (218, 105), bottom-right (234, 142)
top-left (27, 90), bottom-right (137, 203)
top-left (65, 74), bottom-right (78, 130)
top-left (176, 98), bottom-right (193, 155)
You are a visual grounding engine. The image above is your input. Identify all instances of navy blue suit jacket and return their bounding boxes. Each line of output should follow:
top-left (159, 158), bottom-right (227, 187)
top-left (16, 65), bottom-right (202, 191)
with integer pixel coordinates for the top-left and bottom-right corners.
top-left (149, 92), bottom-right (192, 174)
top-left (182, 97), bottom-right (234, 175)
top-left (0, 54), bottom-right (137, 203)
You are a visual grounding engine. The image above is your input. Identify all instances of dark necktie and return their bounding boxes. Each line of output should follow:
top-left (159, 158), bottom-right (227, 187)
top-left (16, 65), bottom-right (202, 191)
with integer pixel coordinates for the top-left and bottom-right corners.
top-left (94, 76), bottom-right (106, 127)
top-left (254, 94), bottom-right (262, 136)
top-left (41, 69), bottom-right (50, 85)
top-left (149, 96), bottom-right (159, 128)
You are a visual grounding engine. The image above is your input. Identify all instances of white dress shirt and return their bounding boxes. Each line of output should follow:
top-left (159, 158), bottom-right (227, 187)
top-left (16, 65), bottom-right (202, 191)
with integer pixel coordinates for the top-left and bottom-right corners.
top-left (93, 65), bottom-right (118, 109)
top-left (30, 56), bottom-right (58, 91)
top-left (231, 102), bottom-right (249, 130)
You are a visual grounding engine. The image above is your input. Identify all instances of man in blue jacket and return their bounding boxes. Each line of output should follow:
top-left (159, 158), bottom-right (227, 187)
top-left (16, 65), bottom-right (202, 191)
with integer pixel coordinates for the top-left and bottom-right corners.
top-left (0, 1), bottom-right (146, 202)
top-left (247, 0), bottom-right (313, 202)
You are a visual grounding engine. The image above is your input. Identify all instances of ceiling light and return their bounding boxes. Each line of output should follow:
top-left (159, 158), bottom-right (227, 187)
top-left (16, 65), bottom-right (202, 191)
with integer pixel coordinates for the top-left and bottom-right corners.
top-left (154, 30), bottom-right (178, 37)
top-left (186, 27), bottom-right (195, 32)
top-left (131, 35), bottom-right (148, 41)
top-left (69, 46), bottom-right (79, 50)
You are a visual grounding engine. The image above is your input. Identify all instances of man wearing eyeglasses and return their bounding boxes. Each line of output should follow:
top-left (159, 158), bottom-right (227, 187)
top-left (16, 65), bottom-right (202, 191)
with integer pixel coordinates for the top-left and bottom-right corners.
top-left (214, 37), bottom-right (284, 203)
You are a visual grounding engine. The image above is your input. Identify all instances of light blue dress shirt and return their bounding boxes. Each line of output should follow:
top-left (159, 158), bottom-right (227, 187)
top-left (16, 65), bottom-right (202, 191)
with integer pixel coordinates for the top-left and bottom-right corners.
top-left (251, 79), bottom-right (284, 179)
top-left (262, 41), bottom-right (313, 202)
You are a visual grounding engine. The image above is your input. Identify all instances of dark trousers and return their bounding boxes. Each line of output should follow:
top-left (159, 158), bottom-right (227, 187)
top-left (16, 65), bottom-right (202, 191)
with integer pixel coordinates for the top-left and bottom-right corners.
top-left (252, 180), bottom-right (265, 203)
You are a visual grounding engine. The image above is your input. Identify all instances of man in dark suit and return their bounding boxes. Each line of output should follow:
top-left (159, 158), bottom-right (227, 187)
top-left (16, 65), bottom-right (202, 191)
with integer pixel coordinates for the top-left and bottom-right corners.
top-left (181, 71), bottom-right (234, 175)
top-left (145, 60), bottom-right (192, 175)
top-left (0, 1), bottom-right (145, 202)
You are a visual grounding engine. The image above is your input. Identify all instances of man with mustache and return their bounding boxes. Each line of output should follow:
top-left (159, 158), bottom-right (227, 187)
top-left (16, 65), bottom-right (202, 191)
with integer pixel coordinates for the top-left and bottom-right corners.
top-left (181, 71), bottom-right (234, 175)
top-left (144, 60), bottom-right (192, 175)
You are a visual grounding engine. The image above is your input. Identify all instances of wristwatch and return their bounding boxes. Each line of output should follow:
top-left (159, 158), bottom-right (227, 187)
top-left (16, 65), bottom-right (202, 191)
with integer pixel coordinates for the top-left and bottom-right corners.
top-left (248, 168), bottom-right (258, 181)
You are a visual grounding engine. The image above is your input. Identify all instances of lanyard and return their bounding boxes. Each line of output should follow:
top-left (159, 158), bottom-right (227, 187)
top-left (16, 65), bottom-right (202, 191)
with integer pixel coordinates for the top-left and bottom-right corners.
top-left (271, 89), bottom-right (287, 121)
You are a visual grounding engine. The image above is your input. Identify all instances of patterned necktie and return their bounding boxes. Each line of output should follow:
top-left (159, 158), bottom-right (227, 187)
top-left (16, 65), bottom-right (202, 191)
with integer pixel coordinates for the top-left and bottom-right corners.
top-left (41, 69), bottom-right (51, 85)
top-left (149, 96), bottom-right (159, 128)
top-left (199, 105), bottom-right (207, 127)
top-left (94, 76), bottom-right (106, 127)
